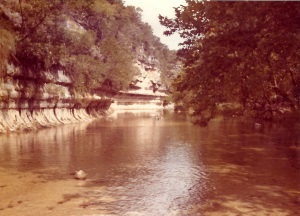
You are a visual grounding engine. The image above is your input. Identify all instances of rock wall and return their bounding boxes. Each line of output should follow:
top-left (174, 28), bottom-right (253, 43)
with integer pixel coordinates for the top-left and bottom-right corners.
top-left (0, 98), bottom-right (112, 133)
top-left (110, 91), bottom-right (166, 110)
top-left (0, 64), bottom-right (113, 133)
top-left (0, 50), bottom-right (170, 133)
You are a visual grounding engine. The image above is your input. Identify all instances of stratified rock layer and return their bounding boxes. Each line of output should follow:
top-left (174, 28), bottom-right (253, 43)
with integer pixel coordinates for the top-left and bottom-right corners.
top-left (0, 99), bottom-right (112, 133)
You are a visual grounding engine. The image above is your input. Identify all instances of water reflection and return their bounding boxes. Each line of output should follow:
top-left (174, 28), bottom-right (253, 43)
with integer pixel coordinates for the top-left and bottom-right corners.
top-left (0, 111), bottom-right (299, 215)
top-left (0, 122), bottom-right (91, 171)
top-left (77, 111), bottom-right (208, 215)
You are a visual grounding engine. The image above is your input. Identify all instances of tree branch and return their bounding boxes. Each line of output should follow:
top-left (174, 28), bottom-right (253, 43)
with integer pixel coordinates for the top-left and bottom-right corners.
top-left (19, 14), bottom-right (47, 42)
top-left (18, 0), bottom-right (24, 32)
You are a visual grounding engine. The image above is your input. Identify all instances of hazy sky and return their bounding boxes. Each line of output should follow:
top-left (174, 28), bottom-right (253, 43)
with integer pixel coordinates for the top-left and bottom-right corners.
top-left (123, 0), bottom-right (186, 50)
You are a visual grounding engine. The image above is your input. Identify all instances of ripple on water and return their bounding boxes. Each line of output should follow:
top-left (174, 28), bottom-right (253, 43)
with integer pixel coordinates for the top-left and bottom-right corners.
top-left (0, 112), bottom-right (299, 216)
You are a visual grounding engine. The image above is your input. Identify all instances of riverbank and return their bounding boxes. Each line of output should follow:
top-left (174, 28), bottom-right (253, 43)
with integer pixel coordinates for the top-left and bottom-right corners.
top-left (0, 98), bottom-right (112, 133)
top-left (0, 60), bottom-right (169, 133)
top-left (0, 97), bottom-right (171, 133)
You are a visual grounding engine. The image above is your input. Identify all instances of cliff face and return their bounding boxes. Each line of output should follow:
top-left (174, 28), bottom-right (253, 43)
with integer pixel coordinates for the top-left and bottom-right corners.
top-left (0, 0), bottom-right (178, 133)
top-left (0, 47), bottom-right (170, 133)
top-left (0, 64), bottom-right (112, 133)
top-left (0, 54), bottom-right (168, 132)
top-left (110, 47), bottom-right (170, 110)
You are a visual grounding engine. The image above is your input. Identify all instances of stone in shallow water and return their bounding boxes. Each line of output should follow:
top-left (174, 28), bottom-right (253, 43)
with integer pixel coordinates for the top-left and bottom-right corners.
top-left (75, 170), bottom-right (87, 180)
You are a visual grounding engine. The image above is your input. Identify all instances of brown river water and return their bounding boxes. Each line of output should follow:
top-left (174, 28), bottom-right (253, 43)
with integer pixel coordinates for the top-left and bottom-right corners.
top-left (0, 111), bottom-right (299, 216)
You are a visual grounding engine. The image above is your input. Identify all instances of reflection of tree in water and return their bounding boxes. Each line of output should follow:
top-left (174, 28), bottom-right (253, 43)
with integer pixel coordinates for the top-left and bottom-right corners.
top-left (280, 111), bottom-right (300, 146)
top-left (0, 121), bottom-right (90, 172)
top-left (179, 118), bottom-right (300, 215)
top-left (254, 113), bottom-right (300, 146)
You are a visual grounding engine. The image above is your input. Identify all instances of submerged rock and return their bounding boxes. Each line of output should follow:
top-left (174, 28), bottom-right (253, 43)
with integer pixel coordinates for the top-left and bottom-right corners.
top-left (154, 113), bottom-right (161, 120)
top-left (75, 170), bottom-right (87, 180)
top-left (254, 123), bottom-right (262, 128)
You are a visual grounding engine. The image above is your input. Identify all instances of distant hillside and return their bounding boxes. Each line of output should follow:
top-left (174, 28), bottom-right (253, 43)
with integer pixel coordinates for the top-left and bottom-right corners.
top-left (0, 0), bottom-right (179, 100)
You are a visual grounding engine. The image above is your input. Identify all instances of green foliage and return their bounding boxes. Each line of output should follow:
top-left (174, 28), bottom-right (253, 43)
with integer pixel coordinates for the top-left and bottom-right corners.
top-left (99, 37), bottom-right (135, 90)
top-left (66, 54), bottom-right (104, 93)
top-left (0, 2), bottom-right (16, 76)
top-left (0, 0), bottom-right (176, 96)
top-left (0, 28), bottom-right (15, 76)
top-left (160, 1), bottom-right (300, 125)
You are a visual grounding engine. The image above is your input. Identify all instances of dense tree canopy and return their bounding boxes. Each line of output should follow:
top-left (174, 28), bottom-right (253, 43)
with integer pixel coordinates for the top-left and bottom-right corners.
top-left (0, 0), bottom-right (176, 95)
top-left (160, 0), bottom-right (300, 125)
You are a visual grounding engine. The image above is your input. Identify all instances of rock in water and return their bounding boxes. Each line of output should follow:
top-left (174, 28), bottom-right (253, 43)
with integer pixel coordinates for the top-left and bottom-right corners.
top-left (254, 123), bottom-right (262, 128)
top-left (154, 113), bottom-right (161, 120)
top-left (75, 170), bottom-right (87, 180)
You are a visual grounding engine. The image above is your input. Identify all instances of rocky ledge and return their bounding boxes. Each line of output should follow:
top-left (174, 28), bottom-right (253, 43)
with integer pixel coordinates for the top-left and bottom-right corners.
top-left (0, 98), bottom-right (112, 133)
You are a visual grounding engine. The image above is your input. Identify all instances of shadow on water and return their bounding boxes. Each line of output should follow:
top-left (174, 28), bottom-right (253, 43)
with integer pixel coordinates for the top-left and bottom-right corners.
top-left (183, 118), bottom-right (300, 215)
top-left (0, 111), bottom-right (299, 215)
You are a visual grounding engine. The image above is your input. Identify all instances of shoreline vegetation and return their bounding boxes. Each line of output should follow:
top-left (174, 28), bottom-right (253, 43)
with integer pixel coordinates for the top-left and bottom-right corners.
top-left (161, 1), bottom-right (300, 126)
top-left (1, 1), bottom-right (299, 132)
top-left (0, 0), bottom-right (178, 133)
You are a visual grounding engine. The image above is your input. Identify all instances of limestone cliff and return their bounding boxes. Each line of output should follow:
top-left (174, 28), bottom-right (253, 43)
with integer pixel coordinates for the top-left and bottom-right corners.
top-left (0, 0), bottom-right (178, 133)
top-left (110, 48), bottom-right (169, 110)
top-left (0, 64), bottom-right (112, 133)
top-left (0, 55), bottom-right (169, 132)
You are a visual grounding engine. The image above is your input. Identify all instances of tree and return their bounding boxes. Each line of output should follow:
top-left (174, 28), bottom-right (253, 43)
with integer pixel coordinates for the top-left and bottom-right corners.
top-left (160, 1), bottom-right (300, 125)
top-left (1, 0), bottom-right (177, 97)
top-left (0, 29), bottom-right (15, 76)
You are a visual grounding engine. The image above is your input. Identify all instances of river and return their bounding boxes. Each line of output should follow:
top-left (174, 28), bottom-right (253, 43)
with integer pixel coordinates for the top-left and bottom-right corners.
top-left (0, 111), bottom-right (299, 216)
